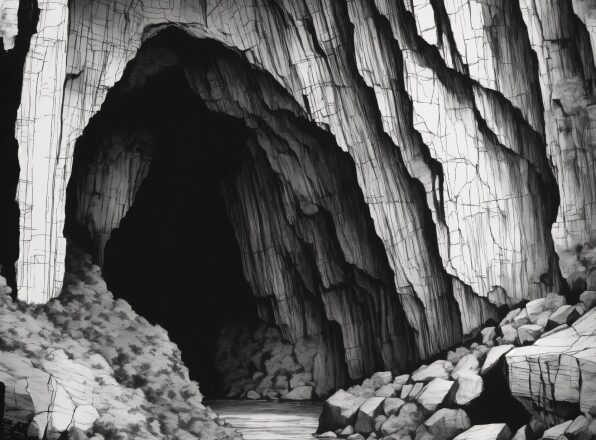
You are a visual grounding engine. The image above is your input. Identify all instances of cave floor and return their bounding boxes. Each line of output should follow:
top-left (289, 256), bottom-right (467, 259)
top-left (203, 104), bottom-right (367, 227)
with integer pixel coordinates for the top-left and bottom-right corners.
top-left (207, 400), bottom-right (323, 440)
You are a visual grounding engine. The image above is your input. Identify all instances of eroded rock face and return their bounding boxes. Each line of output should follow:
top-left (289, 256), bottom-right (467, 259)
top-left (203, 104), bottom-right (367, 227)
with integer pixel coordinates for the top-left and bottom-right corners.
top-left (15, 0), bottom-right (590, 368)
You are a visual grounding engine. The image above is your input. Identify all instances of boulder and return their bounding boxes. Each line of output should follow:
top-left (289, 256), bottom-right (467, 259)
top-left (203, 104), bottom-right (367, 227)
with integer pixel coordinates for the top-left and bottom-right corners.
top-left (544, 293), bottom-right (566, 311)
top-left (290, 372), bottom-right (314, 388)
top-left (546, 305), bottom-right (574, 330)
top-left (401, 382), bottom-right (424, 400)
top-left (506, 310), bottom-right (596, 417)
top-left (355, 397), bottom-right (386, 434)
top-left (376, 384), bottom-right (397, 397)
top-left (383, 398), bottom-right (405, 416)
top-left (319, 390), bottom-right (368, 432)
top-left (246, 389), bottom-right (260, 399)
top-left (500, 324), bottom-right (518, 344)
top-left (580, 291), bottom-right (596, 311)
top-left (451, 354), bottom-right (480, 380)
top-left (318, 431), bottom-right (338, 438)
top-left (341, 425), bottom-right (355, 436)
top-left (374, 414), bottom-right (387, 432)
top-left (454, 374), bottom-right (483, 405)
top-left (347, 434), bottom-right (365, 440)
top-left (453, 424), bottom-right (511, 440)
top-left (534, 311), bottom-right (552, 328)
top-left (380, 403), bottom-right (424, 435)
top-left (481, 327), bottom-right (497, 346)
top-left (481, 345), bottom-right (514, 375)
top-left (517, 324), bottom-right (543, 345)
top-left (415, 378), bottom-right (454, 412)
top-left (371, 372), bottom-right (394, 389)
top-left (412, 360), bottom-right (453, 382)
top-left (565, 414), bottom-right (591, 439)
top-left (414, 425), bottom-right (436, 440)
top-left (541, 420), bottom-right (573, 439)
top-left (424, 408), bottom-right (471, 439)
top-left (525, 298), bottom-right (546, 322)
top-left (281, 385), bottom-right (313, 400)
top-left (512, 309), bottom-right (531, 328)
top-left (393, 375), bottom-right (410, 392)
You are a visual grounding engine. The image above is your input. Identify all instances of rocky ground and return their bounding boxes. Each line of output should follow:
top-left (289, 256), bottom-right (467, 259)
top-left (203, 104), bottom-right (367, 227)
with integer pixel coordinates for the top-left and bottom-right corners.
top-left (215, 321), bottom-right (319, 400)
top-left (0, 249), bottom-right (240, 440)
top-left (316, 292), bottom-right (596, 440)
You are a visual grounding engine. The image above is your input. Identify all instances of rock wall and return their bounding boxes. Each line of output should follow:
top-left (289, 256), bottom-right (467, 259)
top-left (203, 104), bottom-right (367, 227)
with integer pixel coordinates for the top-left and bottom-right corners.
top-left (5, 0), bottom-right (596, 389)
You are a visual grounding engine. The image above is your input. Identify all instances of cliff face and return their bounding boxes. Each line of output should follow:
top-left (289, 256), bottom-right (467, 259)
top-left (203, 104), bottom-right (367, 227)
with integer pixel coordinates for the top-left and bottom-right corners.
top-left (4, 0), bottom-right (596, 391)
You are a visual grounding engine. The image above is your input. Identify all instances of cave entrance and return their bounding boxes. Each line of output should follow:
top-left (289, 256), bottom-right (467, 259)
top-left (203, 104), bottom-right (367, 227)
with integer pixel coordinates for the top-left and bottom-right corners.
top-left (65, 26), bottom-right (420, 402)
top-left (65, 62), bottom-right (287, 398)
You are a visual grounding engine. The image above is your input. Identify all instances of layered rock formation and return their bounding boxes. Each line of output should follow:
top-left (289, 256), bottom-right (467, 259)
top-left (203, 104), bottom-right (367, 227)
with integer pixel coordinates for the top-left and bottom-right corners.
top-left (1, 0), bottom-right (596, 430)
top-left (12, 0), bottom-right (587, 362)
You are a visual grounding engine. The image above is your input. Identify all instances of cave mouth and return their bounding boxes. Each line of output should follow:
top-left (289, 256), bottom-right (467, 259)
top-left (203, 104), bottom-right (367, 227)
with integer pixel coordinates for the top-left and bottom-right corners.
top-left (65, 62), bottom-right (273, 398)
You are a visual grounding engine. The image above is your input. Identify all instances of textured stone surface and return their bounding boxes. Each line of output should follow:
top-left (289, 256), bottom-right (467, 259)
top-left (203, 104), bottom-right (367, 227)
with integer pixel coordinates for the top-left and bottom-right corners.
top-left (424, 408), bottom-right (471, 439)
top-left (506, 309), bottom-right (596, 420)
top-left (17, 0), bottom-right (590, 373)
top-left (453, 424), bottom-right (511, 440)
top-left (0, 255), bottom-right (240, 440)
top-left (319, 390), bottom-right (368, 433)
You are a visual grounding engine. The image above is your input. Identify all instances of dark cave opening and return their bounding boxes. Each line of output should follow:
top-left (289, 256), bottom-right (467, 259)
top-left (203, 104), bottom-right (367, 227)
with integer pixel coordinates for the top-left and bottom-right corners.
top-left (65, 66), bottom-right (266, 397)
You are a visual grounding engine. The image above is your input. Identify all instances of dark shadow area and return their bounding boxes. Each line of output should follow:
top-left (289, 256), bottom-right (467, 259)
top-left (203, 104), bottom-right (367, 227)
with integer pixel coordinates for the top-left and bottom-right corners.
top-left (465, 361), bottom-right (531, 431)
top-left (67, 65), bottom-right (261, 397)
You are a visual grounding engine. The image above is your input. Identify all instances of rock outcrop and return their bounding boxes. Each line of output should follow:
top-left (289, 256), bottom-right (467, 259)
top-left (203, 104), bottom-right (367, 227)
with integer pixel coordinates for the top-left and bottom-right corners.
top-left (0, 250), bottom-right (240, 440)
top-left (13, 0), bottom-right (589, 374)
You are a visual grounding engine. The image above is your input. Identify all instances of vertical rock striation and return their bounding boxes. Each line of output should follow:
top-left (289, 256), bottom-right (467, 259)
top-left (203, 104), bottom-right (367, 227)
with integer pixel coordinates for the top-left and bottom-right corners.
top-left (6, 0), bottom-right (596, 386)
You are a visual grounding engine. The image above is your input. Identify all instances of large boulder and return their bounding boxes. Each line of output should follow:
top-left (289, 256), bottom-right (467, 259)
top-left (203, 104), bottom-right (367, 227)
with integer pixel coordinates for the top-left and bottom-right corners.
top-left (451, 355), bottom-right (480, 380)
top-left (424, 408), bottom-right (471, 439)
top-left (453, 424), bottom-right (511, 440)
top-left (546, 305), bottom-right (574, 330)
top-left (415, 378), bottom-right (454, 412)
top-left (580, 291), bottom-right (596, 311)
top-left (506, 309), bottom-right (596, 418)
top-left (0, 349), bottom-right (100, 440)
top-left (454, 374), bottom-right (483, 405)
top-left (319, 390), bottom-right (367, 433)
top-left (355, 397), bottom-right (386, 434)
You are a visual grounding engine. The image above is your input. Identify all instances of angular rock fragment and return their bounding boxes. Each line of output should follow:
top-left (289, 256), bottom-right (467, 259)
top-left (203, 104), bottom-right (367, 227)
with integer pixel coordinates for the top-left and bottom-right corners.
top-left (580, 291), bottom-right (596, 311)
top-left (319, 390), bottom-right (367, 432)
top-left (380, 403), bottom-right (423, 435)
top-left (481, 345), bottom-right (514, 375)
top-left (412, 360), bottom-right (453, 382)
top-left (281, 385), bottom-right (313, 400)
top-left (451, 354), bottom-right (480, 380)
top-left (415, 378), bottom-right (454, 412)
top-left (541, 420), bottom-right (573, 439)
top-left (371, 372), bottom-right (393, 389)
top-left (500, 324), bottom-right (518, 344)
top-left (376, 383), bottom-right (397, 397)
top-left (481, 327), bottom-right (497, 346)
top-left (355, 397), bottom-right (386, 434)
top-left (453, 423), bottom-right (511, 440)
top-left (424, 408), bottom-right (471, 439)
top-left (543, 293), bottom-right (566, 311)
top-left (516, 324), bottom-right (543, 345)
top-left (546, 305), bottom-right (574, 330)
top-left (454, 374), bottom-right (483, 405)
top-left (383, 398), bottom-right (405, 416)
